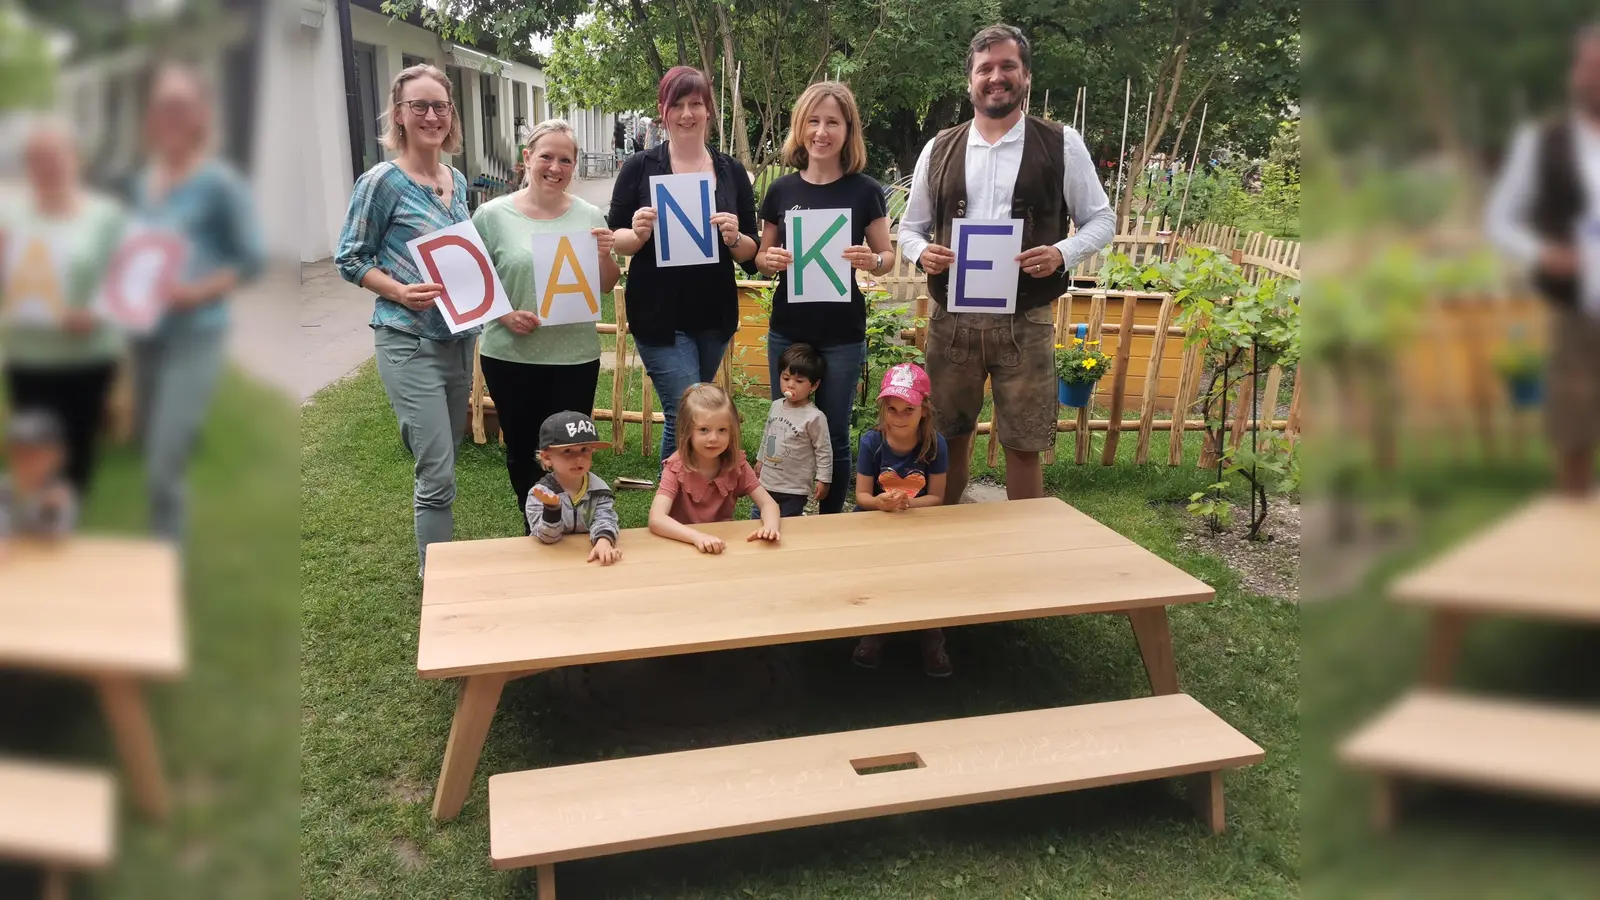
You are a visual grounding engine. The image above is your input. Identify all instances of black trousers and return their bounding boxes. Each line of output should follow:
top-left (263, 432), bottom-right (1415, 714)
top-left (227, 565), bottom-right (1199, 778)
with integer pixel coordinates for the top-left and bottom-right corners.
top-left (478, 355), bottom-right (601, 532)
top-left (4, 362), bottom-right (117, 495)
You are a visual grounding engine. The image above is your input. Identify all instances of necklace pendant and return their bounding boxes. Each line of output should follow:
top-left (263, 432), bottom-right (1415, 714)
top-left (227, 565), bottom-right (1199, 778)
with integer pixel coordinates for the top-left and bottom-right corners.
top-left (434, 185), bottom-right (444, 197)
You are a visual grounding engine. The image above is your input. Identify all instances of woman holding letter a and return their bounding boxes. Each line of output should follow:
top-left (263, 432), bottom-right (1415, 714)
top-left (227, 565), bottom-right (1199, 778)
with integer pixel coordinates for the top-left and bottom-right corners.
top-left (755, 82), bottom-right (894, 514)
top-left (472, 120), bottom-right (620, 531)
top-left (609, 66), bottom-right (759, 460)
top-left (335, 64), bottom-right (474, 575)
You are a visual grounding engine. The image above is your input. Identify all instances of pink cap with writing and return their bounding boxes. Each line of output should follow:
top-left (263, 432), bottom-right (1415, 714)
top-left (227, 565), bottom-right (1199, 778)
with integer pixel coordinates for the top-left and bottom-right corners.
top-left (878, 362), bottom-right (930, 406)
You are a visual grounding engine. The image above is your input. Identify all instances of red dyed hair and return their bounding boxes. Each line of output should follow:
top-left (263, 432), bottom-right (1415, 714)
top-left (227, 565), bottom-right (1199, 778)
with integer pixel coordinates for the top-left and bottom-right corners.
top-left (658, 66), bottom-right (716, 120)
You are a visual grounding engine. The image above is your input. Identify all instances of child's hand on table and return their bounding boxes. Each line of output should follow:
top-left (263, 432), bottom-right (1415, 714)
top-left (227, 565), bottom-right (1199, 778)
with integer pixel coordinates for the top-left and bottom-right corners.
top-left (878, 489), bottom-right (909, 511)
top-left (588, 537), bottom-right (622, 566)
top-left (693, 532), bottom-right (726, 554)
top-left (530, 484), bottom-right (562, 507)
top-left (747, 523), bottom-right (780, 542)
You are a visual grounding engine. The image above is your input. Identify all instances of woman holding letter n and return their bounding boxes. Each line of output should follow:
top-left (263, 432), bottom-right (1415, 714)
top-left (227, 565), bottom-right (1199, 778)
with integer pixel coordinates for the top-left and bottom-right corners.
top-left (754, 82), bottom-right (894, 514)
top-left (335, 64), bottom-right (474, 575)
top-left (609, 66), bottom-right (759, 460)
top-left (472, 119), bottom-right (620, 530)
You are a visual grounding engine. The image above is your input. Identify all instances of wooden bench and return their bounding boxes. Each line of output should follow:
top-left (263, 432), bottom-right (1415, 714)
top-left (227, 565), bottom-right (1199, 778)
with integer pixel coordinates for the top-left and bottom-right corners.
top-left (489, 693), bottom-right (1263, 895)
top-left (1339, 690), bottom-right (1600, 829)
top-left (0, 758), bottom-right (115, 900)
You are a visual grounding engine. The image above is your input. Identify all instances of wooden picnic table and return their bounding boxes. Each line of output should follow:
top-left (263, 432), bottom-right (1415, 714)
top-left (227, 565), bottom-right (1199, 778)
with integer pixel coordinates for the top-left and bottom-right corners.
top-left (419, 497), bottom-right (1218, 822)
top-left (1340, 495), bottom-right (1600, 827)
top-left (1, 538), bottom-right (185, 820)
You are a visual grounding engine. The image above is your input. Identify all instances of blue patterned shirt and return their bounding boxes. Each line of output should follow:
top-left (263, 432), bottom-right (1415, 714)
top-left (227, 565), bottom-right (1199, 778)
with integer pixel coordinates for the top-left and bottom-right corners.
top-left (334, 161), bottom-right (478, 340)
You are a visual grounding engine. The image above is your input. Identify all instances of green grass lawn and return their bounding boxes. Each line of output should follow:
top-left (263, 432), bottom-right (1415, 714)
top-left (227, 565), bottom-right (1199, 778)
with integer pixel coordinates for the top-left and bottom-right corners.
top-left (0, 370), bottom-right (298, 900)
top-left (301, 361), bottom-right (1298, 899)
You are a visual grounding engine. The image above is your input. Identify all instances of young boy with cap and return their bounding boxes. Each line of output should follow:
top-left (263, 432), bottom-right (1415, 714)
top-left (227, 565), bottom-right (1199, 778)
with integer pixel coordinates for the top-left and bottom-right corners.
top-left (0, 409), bottom-right (78, 547)
top-left (527, 411), bottom-right (622, 565)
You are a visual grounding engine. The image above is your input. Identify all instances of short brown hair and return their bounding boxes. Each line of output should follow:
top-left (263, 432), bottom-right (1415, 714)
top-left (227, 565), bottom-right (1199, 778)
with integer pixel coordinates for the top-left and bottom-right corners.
top-left (967, 24), bottom-right (1031, 74)
top-left (658, 66), bottom-right (716, 122)
top-left (381, 64), bottom-right (463, 155)
top-left (781, 81), bottom-right (868, 175)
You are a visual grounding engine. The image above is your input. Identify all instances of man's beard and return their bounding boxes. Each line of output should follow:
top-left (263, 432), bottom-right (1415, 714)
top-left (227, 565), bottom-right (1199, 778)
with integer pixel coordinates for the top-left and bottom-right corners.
top-left (973, 83), bottom-right (1022, 118)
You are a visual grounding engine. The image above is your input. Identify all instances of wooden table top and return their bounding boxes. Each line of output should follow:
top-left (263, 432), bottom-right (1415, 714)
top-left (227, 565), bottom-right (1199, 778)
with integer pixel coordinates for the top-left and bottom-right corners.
top-left (1391, 496), bottom-right (1600, 624)
top-left (0, 757), bottom-right (115, 869)
top-left (0, 537), bottom-right (185, 679)
top-left (418, 498), bottom-right (1212, 679)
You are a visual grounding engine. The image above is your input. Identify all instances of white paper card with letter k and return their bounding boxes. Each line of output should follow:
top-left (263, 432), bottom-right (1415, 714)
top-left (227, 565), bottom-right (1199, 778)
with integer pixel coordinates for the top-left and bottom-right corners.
top-left (785, 208), bottom-right (852, 303)
top-left (406, 220), bottom-right (513, 334)
top-left (650, 173), bottom-right (719, 268)
top-left (948, 218), bottom-right (1023, 314)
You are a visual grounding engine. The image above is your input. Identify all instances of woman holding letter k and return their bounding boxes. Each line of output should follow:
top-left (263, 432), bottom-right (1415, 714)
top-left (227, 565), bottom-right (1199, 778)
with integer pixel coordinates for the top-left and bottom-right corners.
top-left (755, 81), bottom-right (893, 514)
top-left (336, 64), bottom-right (474, 575)
top-left (473, 119), bottom-right (620, 529)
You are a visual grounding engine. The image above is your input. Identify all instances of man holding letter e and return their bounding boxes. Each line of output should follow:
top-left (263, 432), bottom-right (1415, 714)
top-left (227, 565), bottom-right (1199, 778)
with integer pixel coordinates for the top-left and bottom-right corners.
top-left (898, 24), bottom-right (1114, 504)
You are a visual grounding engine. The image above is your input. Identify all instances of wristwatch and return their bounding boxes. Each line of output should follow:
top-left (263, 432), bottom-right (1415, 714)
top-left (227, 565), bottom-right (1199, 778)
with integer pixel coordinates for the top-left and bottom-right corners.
top-left (873, 251), bottom-right (884, 272)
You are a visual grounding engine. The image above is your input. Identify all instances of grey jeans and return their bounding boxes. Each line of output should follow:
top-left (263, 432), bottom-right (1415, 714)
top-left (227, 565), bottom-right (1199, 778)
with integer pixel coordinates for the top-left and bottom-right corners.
top-left (133, 323), bottom-right (228, 543)
top-left (374, 326), bottom-right (474, 573)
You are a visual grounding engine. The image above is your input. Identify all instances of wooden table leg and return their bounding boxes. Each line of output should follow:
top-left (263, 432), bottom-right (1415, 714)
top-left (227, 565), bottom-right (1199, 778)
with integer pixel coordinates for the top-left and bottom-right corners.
top-left (537, 863), bottom-right (557, 898)
top-left (1422, 610), bottom-right (1471, 687)
top-left (95, 676), bottom-right (169, 820)
top-left (432, 672), bottom-right (510, 822)
top-left (1128, 607), bottom-right (1181, 695)
top-left (42, 868), bottom-right (68, 900)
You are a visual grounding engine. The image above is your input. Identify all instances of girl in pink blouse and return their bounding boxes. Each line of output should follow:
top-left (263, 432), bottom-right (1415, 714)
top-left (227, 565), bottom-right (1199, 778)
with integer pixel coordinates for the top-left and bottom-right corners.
top-left (648, 383), bottom-right (782, 553)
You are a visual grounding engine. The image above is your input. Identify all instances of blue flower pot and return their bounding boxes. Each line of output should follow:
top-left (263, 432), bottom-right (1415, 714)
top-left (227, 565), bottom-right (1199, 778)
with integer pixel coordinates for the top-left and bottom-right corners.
top-left (1059, 379), bottom-right (1094, 408)
top-left (1507, 374), bottom-right (1543, 408)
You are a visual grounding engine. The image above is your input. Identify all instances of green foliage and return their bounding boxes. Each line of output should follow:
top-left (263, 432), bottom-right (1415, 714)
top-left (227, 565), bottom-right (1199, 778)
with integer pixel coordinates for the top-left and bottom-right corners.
top-left (0, 6), bottom-right (57, 110)
top-left (544, 5), bottom-right (658, 113)
top-left (1492, 328), bottom-right (1543, 381)
top-left (1053, 336), bottom-right (1111, 386)
top-left (853, 301), bottom-right (925, 434)
top-left (1187, 481), bottom-right (1234, 530)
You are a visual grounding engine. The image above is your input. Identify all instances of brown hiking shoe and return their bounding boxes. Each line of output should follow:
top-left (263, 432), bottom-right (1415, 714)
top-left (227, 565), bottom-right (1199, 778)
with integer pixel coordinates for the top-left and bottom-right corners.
top-left (852, 635), bottom-right (884, 669)
top-left (921, 629), bottom-right (952, 678)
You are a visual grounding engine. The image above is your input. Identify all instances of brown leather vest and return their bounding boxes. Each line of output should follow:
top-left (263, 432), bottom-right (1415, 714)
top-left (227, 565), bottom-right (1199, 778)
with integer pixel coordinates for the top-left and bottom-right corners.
top-left (924, 116), bottom-right (1071, 313)
top-left (1533, 117), bottom-right (1585, 308)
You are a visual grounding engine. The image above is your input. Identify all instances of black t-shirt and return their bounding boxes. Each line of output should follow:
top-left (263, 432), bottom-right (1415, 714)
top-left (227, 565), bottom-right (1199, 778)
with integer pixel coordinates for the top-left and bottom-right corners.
top-left (759, 172), bottom-right (888, 347)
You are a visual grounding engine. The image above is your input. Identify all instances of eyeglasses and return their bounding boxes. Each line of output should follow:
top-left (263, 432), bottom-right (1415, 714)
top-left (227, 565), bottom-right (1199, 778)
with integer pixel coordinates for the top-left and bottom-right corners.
top-left (401, 100), bottom-right (454, 117)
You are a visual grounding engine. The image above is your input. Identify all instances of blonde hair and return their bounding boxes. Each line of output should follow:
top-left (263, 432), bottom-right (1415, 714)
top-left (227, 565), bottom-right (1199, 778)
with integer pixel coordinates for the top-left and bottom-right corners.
top-left (782, 82), bottom-right (868, 174)
top-left (519, 119), bottom-right (580, 186)
top-left (677, 383), bottom-right (742, 471)
top-left (874, 395), bottom-right (939, 463)
top-left (144, 61), bottom-right (215, 153)
top-left (381, 64), bottom-right (464, 154)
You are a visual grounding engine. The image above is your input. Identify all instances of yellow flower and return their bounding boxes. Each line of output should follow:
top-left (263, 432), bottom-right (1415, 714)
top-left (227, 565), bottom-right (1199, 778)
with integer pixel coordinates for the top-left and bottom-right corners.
top-left (1055, 343), bottom-right (1064, 350)
top-left (1087, 340), bottom-right (1101, 346)
top-left (1072, 337), bottom-right (1083, 345)
top-left (1082, 358), bottom-right (1098, 370)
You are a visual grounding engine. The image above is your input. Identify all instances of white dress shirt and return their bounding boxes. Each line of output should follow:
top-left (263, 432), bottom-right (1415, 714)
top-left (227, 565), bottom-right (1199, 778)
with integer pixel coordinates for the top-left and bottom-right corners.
top-left (897, 116), bottom-right (1115, 272)
top-left (1484, 117), bottom-right (1600, 267)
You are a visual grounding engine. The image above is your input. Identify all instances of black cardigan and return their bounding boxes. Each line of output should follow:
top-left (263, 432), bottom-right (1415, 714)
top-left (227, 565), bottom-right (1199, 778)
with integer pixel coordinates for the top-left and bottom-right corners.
top-left (608, 142), bottom-right (758, 346)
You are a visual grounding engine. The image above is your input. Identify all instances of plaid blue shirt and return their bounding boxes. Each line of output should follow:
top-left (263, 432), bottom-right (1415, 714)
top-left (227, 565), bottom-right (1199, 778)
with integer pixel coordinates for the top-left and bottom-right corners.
top-left (335, 162), bottom-right (478, 340)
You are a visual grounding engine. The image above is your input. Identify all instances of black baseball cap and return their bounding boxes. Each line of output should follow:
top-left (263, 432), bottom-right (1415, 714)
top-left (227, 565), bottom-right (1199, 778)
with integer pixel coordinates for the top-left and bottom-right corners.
top-left (6, 409), bottom-right (64, 447)
top-left (539, 411), bottom-right (607, 450)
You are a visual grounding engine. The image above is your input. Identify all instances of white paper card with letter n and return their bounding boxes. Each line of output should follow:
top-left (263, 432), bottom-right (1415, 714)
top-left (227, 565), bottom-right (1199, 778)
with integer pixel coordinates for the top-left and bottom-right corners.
top-left (948, 218), bottom-right (1023, 314)
top-left (650, 173), bottom-right (719, 268)
top-left (406, 220), bottom-right (513, 335)
top-left (785, 208), bottom-right (852, 303)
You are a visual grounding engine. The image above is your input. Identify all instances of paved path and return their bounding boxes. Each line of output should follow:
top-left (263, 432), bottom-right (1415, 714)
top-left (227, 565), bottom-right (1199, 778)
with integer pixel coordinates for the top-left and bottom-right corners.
top-left (298, 174), bottom-right (620, 402)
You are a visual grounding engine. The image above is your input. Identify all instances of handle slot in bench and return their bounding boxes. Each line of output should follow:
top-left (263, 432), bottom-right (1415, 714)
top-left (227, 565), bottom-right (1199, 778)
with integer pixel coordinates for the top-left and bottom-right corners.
top-left (850, 752), bottom-right (925, 776)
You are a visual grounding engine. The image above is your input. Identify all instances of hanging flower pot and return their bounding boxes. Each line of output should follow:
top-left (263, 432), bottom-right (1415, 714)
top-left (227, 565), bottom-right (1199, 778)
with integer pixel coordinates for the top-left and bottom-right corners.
top-left (1505, 373), bottom-right (1544, 408)
top-left (1059, 379), bottom-right (1095, 407)
top-left (1054, 331), bottom-right (1110, 409)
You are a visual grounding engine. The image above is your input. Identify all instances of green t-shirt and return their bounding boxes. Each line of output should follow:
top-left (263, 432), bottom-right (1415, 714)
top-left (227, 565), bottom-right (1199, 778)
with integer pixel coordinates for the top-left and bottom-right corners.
top-left (472, 193), bottom-right (607, 366)
top-left (0, 192), bottom-right (127, 368)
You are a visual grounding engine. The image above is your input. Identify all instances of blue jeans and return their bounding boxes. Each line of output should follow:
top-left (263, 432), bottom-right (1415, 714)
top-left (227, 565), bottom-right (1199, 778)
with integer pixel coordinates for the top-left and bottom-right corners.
top-left (635, 330), bottom-right (731, 459)
top-left (766, 331), bottom-right (866, 515)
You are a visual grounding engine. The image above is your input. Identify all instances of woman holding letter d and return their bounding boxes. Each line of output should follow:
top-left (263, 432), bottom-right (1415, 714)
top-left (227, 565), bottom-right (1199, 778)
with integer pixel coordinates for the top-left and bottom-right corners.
top-left (609, 66), bottom-right (758, 460)
top-left (473, 119), bottom-right (620, 530)
top-left (754, 81), bottom-right (893, 514)
top-left (335, 64), bottom-right (474, 575)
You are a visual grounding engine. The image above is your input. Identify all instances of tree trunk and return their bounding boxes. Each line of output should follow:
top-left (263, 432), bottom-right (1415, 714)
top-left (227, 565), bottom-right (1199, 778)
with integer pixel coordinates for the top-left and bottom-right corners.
top-left (1117, 32), bottom-right (1190, 224)
top-left (714, 2), bottom-right (751, 165)
top-left (626, 0), bottom-right (666, 83)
